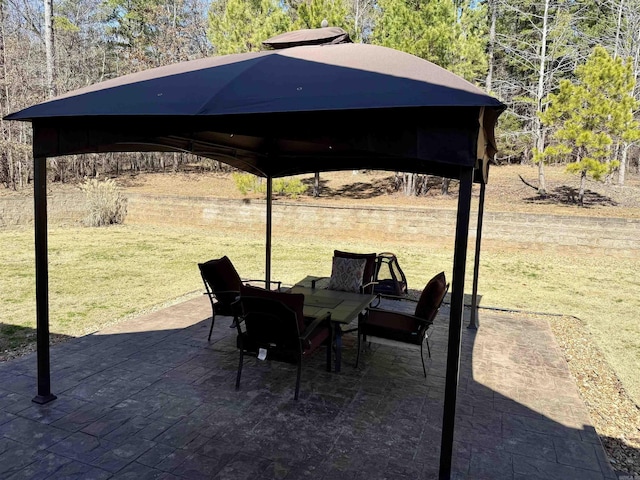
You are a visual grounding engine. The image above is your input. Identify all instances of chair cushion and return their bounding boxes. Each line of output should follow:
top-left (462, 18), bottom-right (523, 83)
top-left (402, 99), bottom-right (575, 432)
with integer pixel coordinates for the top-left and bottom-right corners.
top-left (414, 272), bottom-right (447, 321)
top-left (240, 284), bottom-right (306, 332)
top-left (328, 256), bottom-right (367, 293)
top-left (367, 309), bottom-right (417, 331)
top-left (365, 324), bottom-right (423, 345)
top-left (364, 309), bottom-right (423, 344)
top-left (334, 250), bottom-right (377, 293)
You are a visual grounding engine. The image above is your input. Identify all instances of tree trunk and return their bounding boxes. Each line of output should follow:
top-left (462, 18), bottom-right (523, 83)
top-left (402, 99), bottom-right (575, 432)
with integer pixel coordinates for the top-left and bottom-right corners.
top-left (403, 172), bottom-right (416, 196)
top-left (618, 142), bottom-right (629, 185)
top-left (613, 0), bottom-right (624, 59)
top-left (578, 170), bottom-right (586, 206)
top-left (534, 0), bottom-right (550, 195)
top-left (44, 0), bottom-right (56, 98)
top-left (485, 0), bottom-right (496, 92)
top-left (0, 0), bottom-right (14, 190)
top-left (313, 172), bottom-right (320, 197)
top-left (537, 128), bottom-right (547, 195)
top-left (442, 178), bottom-right (450, 195)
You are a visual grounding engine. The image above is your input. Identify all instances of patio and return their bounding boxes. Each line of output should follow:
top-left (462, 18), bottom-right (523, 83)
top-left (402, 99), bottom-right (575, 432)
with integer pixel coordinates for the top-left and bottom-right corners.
top-left (0, 294), bottom-right (616, 479)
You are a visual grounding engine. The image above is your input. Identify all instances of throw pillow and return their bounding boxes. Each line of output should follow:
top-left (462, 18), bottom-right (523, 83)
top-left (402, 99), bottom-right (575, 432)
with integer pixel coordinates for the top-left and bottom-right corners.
top-left (328, 256), bottom-right (366, 293)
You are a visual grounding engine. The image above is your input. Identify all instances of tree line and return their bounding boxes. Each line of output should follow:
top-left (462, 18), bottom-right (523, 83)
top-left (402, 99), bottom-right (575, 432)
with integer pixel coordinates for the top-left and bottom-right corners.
top-left (0, 0), bottom-right (638, 203)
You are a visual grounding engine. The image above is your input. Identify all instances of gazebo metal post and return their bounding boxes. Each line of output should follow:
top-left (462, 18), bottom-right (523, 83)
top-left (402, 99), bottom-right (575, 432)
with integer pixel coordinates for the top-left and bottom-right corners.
top-left (468, 181), bottom-right (486, 330)
top-left (32, 156), bottom-right (57, 405)
top-left (439, 166), bottom-right (473, 480)
top-left (265, 176), bottom-right (273, 289)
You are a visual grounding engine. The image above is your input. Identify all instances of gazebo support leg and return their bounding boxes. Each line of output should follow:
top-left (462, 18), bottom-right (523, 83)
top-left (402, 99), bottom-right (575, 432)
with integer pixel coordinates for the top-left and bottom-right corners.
top-left (439, 167), bottom-right (473, 480)
top-left (265, 176), bottom-right (272, 289)
top-left (32, 156), bottom-right (56, 405)
top-left (468, 181), bottom-right (486, 330)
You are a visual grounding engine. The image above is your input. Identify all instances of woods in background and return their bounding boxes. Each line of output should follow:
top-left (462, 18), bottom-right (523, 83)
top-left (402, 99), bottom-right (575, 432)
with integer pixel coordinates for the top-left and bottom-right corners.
top-left (0, 0), bottom-right (638, 197)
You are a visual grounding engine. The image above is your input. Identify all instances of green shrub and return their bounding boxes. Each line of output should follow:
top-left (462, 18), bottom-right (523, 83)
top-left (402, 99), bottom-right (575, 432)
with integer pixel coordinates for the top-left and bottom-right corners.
top-left (80, 177), bottom-right (127, 226)
top-left (273, 178), bottom-right (307, 198)
top-left (232, 172), bottom-right (307, 198)
top-left (232, 172), bottom-right (263, 194)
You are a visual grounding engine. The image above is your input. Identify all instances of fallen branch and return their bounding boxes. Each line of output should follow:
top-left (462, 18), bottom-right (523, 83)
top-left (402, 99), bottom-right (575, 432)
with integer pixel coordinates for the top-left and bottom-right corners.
top-left (519, 174), bottom-right (538, 191)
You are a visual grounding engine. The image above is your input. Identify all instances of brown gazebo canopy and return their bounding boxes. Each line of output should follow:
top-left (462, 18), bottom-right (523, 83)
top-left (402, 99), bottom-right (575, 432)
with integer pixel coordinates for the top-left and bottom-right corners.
top-left (6, 27), bottom-right (506, 480)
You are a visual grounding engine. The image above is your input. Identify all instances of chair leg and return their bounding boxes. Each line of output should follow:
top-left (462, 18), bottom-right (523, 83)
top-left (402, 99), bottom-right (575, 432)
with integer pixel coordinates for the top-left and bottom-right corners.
top-left (420, 343), bottom-right (427, 378)
top-left (355, 329), bottom-right (362, 368)
top-left (208, 311), bottom-right (215, 341)
top-left (294, 361), bottom-right (302, 400)
top-left (236, 350), bottom-right (244, 390)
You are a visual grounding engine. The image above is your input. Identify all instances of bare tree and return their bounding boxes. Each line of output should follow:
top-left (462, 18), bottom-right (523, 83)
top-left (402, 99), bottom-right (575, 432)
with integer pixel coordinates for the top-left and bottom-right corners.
top-left (43, 0), bottom-right (55, 98)
top-left (485, 0), bottom-right (497, 92)
top-left (493, 0), bottom-right (581, 180)
top-left (534, 0), bottom-right (550, 194)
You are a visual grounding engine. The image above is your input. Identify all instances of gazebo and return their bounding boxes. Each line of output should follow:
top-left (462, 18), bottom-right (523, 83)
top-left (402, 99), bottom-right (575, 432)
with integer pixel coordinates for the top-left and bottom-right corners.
top-left (6, 27), bottom-right (506, 479)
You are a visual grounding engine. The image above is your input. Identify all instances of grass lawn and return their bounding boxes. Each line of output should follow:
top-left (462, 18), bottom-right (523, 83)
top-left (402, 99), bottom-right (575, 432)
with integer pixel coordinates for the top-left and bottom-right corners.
top-left (1, 223), bottom-right (639, 404)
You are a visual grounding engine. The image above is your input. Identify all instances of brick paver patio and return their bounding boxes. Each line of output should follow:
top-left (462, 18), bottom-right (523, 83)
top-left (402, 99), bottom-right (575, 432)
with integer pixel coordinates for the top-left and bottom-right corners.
top-left (0, 295), bottom-right (617, 479)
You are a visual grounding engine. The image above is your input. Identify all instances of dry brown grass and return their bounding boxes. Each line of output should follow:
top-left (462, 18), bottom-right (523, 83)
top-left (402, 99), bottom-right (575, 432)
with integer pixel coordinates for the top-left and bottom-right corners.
top-left (116, 164), bottom-right (640, 217)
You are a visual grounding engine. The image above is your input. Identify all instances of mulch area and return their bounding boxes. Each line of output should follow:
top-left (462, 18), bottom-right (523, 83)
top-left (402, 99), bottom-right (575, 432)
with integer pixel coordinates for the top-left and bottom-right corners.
top-left (548, 314), bottom-right (640, 476)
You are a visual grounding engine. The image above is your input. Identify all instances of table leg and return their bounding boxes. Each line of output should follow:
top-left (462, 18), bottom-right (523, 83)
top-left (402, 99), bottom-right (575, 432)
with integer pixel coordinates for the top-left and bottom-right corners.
top-left (334, 325), bottom-right (342, 373)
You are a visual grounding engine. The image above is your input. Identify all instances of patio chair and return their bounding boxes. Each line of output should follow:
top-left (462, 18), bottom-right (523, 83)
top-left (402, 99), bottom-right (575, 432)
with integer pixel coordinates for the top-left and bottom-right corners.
top-left (198, 256), bottom-right (281, 340)
top-left (312, 250), bottom-right (377, 294)
top-left (356, 271), bottom-right (449, 377)
top-left (233, 284), bottom-right (333, 400)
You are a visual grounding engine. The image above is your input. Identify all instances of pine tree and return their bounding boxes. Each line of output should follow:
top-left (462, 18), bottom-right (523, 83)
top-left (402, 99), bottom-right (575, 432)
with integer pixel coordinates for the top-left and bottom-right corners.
top-left (540, 46), bottom-right (639, 205)
top-left (294, 0), bottom-right (352, 35)
top-left (207, 0), bottom-right (291, 55)
top-left (371, 0), bottom-right (487, 83)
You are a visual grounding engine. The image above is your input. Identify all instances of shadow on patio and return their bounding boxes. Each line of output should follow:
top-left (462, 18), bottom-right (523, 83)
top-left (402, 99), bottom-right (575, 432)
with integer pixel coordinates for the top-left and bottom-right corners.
top-left (0, 295), bottom-right (618, 479)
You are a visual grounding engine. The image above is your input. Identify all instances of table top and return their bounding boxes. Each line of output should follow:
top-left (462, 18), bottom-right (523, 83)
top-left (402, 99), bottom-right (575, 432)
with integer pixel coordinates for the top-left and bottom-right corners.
top-left (289, 276), bottom-right (376, 324)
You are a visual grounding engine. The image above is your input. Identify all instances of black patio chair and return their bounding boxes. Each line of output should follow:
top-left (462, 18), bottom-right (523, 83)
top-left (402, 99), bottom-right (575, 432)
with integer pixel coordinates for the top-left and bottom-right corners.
top-left (198, 256), bottom-right (281, 340)
top-left (356, 271), bottom-right (449, 377)
top-left (233, 285), bottom-right (333, 400)
top-left (313, 250), bottom-right (378, 294)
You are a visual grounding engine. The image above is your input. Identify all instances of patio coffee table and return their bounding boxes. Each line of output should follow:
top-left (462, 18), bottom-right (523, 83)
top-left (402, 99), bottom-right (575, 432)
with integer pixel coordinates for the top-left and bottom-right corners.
top-left (289, 276), bottom-right (376, 372)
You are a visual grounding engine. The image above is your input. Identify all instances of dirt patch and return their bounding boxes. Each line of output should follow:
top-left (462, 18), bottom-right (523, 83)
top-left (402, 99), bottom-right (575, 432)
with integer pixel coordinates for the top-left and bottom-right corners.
top-left (112, 165), bottom-right (640, 218)
top-left (4, 164), bottom-right (640, 218)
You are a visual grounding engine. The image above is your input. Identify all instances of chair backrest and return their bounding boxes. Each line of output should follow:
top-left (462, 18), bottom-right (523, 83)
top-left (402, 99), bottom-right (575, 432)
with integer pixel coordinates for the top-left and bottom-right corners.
top-left (333, 250), bottom-right (377, 293)
top-left (240, 284), bottom-right (306, 332)
top-left (414, 272), bottom-right (449, 323)
top-left (198, 256), bottom-right (242, 294)
top-left (373, 252), bottom-right (408, 296)
top-left (237, 296), bottom-right (302, 354)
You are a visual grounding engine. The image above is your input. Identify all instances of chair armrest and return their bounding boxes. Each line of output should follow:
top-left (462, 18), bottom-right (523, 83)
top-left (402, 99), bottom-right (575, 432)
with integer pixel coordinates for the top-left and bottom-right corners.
top-left (359, 280), bottom-right (378, 293)
top-left (204, 289), bottom-right (240, 298)
top-left (242, 279), bottom-right (283, 291)
top-left (369, 293), bottom-right (416, 308)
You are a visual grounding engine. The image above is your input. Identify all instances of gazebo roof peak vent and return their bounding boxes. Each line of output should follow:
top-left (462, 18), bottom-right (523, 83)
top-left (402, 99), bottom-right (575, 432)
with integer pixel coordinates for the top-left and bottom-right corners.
top-left (262, 26), bottom-right (352, 50)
